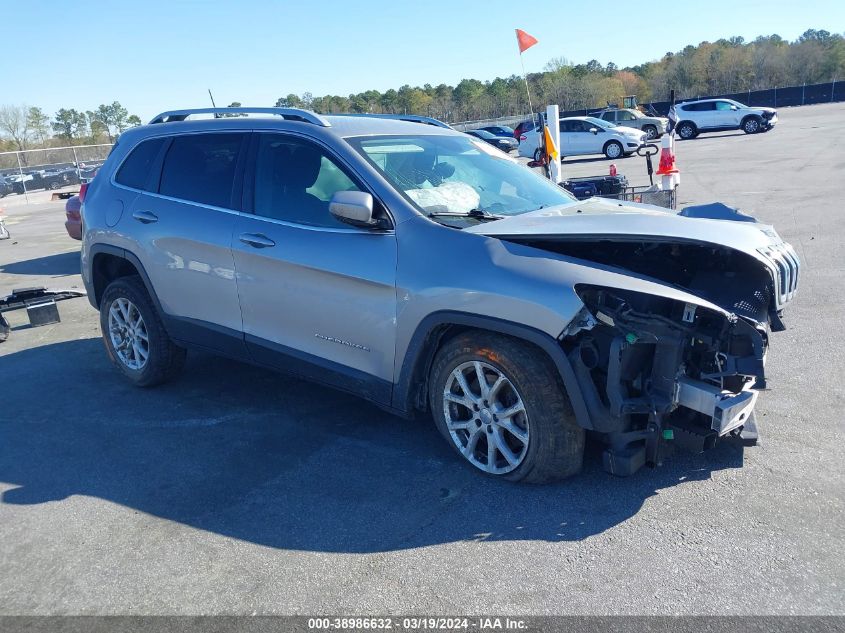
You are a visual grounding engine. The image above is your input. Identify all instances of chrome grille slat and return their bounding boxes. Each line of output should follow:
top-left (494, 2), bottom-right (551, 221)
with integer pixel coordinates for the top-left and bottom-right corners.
top-left (758, 242), bottom-right (800, 309)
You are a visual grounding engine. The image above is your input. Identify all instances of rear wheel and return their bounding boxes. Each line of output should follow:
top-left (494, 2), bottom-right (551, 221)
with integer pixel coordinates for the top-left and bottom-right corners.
top-left (429, 333), bottom-right (585, 483)
top-left (100, 276), bottom-right (186, 387)
top-left (677, 122), bottom-right (697, 139)
top-left (604, 141), bottom-right (623, 159)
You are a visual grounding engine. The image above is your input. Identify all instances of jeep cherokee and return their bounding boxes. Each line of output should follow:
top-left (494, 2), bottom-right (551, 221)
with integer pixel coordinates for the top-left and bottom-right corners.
top-left (80, 106), bottom-right (799, 482)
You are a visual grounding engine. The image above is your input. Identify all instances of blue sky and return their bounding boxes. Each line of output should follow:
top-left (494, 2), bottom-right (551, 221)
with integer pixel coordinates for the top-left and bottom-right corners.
top-left (4, 0), bottom-right (843, 122)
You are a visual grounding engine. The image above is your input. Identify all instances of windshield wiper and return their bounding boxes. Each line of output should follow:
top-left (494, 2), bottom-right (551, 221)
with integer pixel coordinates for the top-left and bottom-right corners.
top-left (427, 208), bottom-right (504, 221)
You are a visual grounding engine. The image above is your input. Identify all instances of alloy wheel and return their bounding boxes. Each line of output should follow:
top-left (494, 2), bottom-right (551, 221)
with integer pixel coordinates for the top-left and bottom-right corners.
top-left (442, 361), bottom-right (529, 475)
top-left (108, 297), bottom-right (149, 370)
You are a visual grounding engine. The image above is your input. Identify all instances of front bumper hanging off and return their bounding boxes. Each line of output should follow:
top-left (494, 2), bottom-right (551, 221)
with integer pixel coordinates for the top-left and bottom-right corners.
top-left (0, 287), bottom-right (86, 342)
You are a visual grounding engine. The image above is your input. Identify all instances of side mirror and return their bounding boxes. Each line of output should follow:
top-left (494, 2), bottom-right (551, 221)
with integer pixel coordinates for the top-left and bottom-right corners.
top-left (329, 191), bottom-right (383, 228)
top-left (589, 127), bottom-right (599, 135)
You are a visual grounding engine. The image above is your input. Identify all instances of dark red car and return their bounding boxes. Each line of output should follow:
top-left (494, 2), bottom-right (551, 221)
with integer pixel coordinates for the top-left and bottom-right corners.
top-left (64, 194), bottom-right (82, 240)
top-left (513, 118), bottom-right (539, 139)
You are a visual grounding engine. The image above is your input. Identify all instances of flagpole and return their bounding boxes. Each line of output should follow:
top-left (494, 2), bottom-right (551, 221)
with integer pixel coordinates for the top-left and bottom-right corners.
top-left (518, 53), bottom-right (535, 118)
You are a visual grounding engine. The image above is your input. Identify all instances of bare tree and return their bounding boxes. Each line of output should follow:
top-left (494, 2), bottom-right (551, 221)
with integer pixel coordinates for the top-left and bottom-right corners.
top-left (0, 104), bottom-right (32, 151)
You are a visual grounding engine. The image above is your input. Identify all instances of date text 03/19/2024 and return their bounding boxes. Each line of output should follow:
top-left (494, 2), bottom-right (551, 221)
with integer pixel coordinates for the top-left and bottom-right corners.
top-left (307, 617), bottom-right (528, 630)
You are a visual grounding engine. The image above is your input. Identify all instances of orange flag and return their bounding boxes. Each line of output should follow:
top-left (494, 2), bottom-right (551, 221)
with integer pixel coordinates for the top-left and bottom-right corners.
top-left (515, 29), bottom-right (538, 53)
top-left (543, 125), bottom-right (559, 161)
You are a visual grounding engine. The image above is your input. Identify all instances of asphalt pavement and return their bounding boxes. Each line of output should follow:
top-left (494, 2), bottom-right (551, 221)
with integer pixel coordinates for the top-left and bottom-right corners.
top-left (0, 103), bottom-right (843, 615)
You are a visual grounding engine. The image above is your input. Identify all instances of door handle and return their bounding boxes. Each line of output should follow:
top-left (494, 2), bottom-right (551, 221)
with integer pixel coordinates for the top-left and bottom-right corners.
top-left (132, 210), bottom-right (158, 224)
top-left (239, 233), bottom-right (276, 249)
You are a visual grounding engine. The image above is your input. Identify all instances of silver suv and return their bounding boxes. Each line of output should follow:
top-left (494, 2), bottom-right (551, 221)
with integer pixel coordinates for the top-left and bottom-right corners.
top-left (669, 99), bottom-right (778, 139)
top-left (81, 106), bottom-right (799, 482)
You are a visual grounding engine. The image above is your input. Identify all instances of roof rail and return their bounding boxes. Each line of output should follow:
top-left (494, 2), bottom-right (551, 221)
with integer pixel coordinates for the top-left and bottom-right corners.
top-left (336, 113), bottom-right (453, 129)
top-left (148, 107), bottom-right (331, 127)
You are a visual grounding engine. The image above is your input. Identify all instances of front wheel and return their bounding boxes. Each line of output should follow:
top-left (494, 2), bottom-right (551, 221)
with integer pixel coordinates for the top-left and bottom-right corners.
top-left (100, 276), bottom-right (186, 387)
top-left (643, 124), bottom-right (659, 140)
top-left (429, 333), bottom-right (585, 483)
top-left (604, 141), bottom-right (623, 159)
top-left (742, 117), bottom-right (761, 134)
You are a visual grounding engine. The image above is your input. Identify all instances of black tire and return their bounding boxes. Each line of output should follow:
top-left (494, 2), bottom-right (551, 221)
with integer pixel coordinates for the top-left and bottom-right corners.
top-left (742, 116), bottom-right (761, 134)
top-left (643, 124), bottom-right (659, 140)
top-left (99, 275), bottom-right (186, 387)
top-left (603, 141), bottom-right (623, 159)
top-left (677, 121), bottom-right (697, 139)
top-left (428, 332), bottom-right (585, 483)
top-left (533, 148), bottom-right (542, 162)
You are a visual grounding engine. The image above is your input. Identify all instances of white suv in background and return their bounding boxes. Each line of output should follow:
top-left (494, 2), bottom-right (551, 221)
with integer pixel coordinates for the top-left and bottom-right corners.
top-left (518, 116), bottom-right (646, 160)
top-left (669, 99), bottom-right (778, 139)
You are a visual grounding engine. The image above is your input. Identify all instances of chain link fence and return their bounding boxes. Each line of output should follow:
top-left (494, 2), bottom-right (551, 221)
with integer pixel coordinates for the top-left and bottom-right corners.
top-left (0, 144), bottom-right (113, 202)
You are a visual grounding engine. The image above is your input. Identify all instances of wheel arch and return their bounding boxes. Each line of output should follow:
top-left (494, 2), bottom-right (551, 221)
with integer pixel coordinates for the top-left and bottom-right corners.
top-left (676, 120), bottom-right (697, 136)
top-left (741, 114), bottom-right (763, 129)
top-left (393, 311), bottom-right (591, 430)
top-left (88, 244), bottom-right (164, 316)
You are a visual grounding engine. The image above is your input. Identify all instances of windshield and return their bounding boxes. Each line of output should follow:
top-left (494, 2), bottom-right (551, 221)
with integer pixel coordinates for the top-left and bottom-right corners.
top-left (585, 117), bottom-right (615, 129)
top-left (348, 134), bottom-right (576, 218)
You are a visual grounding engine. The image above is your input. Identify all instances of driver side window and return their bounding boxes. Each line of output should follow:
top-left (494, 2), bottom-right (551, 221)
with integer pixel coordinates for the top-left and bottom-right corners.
top-left (253, 134), bottom-right (360, 228)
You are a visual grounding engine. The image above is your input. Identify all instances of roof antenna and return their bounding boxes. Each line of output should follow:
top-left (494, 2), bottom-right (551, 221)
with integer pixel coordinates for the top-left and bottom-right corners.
top-left (208, 89), bottom-right (219, 117)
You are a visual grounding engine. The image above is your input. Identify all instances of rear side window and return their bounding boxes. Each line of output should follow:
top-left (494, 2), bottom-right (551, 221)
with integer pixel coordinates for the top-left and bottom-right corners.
top-left (115, 138), bottom-right (166, 190)
top-left (159, 133), bottom-right (245, 208)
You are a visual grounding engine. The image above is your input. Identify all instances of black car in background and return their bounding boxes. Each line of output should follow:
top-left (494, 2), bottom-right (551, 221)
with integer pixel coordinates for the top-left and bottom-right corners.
top-left (466, 129), bottom-right (518, 152)
top-left (41, 167), bottom-right (80, 189)
top-left (478, 125), bottom-right (515, 138)
top-left (0, 176), bottom-right (13, 197)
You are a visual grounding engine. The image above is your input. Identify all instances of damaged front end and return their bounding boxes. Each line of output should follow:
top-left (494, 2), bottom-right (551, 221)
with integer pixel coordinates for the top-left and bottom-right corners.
top-left (470, 199), bottom-right (800, 475)
top-left (563, 285), bottom-right (769, 476)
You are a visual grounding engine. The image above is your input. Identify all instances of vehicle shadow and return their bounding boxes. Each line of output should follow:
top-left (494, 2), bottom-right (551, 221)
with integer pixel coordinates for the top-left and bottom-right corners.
top-left (0, 251), bottom-right (81, 276)
top-left (561, 156), bottom-right (611, 166)
top-left (0, 338), bottom-right (745, 553)
top-left (678, 132), bottom-right (747, 142)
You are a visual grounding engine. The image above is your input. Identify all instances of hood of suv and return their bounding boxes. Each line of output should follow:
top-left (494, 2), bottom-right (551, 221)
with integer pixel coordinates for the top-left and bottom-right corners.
top-left (466, 197), bottom-right (782, 259)
top-left (466, 197), bottom-right (798, 326)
